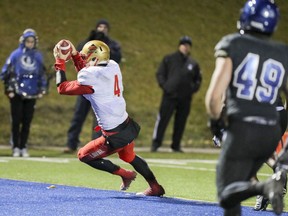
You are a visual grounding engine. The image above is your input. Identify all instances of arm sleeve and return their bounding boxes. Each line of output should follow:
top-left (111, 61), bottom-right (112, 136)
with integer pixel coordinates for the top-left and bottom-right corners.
top-left (156, 57), bottom-right (167, 89)
top-left (192, 64), bottom-right (202, 93)
top-left (214, 34), bottom-right (234, 58)
top-left (40, 64), bottom-right (48, 91)
top-left (57, 80), bottom-right (94, 95)
top-left (54, 58), bottom-right (93, 95)
top-left (37, 53), bottom-right (48, 90)
top-left (54, 58), bottom-right (66, 71)
top-left (72, 53), bottom-right (86, 72)
top-left (1, 54), bottom-right (13, 81)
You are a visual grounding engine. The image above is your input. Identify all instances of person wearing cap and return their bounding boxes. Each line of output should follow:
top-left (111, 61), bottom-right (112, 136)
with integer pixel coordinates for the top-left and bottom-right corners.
top-left (76, 19), bottom-right (121, 63)
top-left (64, 19), bottom-right (122, 153)
top-left (151, 36), bottom-right (202, 152)
top-left (0, 28), bottom-right (47, 157)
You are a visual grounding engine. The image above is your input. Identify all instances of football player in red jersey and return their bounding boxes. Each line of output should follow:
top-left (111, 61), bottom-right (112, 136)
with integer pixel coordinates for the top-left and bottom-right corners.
top-left (53, 40), bottom-right (165, 196)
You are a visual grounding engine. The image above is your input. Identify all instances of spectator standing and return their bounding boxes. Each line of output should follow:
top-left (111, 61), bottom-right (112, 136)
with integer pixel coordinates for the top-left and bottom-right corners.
top-left (151, 36), bottom-right (202, 152)
top-left (205, 0), bottom-right (288, 215)
top-left (53, 39), bottom-right (165, 196)
top-left (64, 19), bottom-right (122, 153)
top-left (1, 28), bottom-right (47, 157)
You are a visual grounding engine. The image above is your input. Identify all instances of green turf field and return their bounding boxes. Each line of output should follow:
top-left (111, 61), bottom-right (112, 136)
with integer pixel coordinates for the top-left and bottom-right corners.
top-left (1, 1), bottom-right (288, 213)
top-left (0, 148), bottom-right (287, 212)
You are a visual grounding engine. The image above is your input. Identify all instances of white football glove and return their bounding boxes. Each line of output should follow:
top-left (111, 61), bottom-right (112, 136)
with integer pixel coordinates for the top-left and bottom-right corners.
top-left (65, 40), bottom-right (77, 56)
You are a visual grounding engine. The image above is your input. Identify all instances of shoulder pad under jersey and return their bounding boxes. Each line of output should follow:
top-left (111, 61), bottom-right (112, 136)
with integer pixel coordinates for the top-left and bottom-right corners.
top-left (214, 33), bottom-right (240, 58)
top-left (78, 68), bottom-right (96, 85)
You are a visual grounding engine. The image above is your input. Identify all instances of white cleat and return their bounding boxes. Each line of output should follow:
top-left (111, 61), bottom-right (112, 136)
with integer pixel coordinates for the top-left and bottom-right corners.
top-left (21, 148), bottom-right (30, 157)
top-left (12, 147), bottom-right (21, 157)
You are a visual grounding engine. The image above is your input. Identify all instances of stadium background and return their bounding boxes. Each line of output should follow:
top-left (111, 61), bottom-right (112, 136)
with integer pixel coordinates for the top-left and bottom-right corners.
top-left (0, 0), bottom-right (288, 148)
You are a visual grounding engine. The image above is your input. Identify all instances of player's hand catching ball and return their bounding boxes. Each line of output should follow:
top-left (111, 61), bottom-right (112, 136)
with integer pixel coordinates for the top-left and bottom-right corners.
top-left (67, 41), bottom-right (78, 56)
top-left (53, 39), bottom-right (72, 62)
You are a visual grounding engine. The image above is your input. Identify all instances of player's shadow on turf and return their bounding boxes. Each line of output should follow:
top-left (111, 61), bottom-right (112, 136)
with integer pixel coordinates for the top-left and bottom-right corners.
top-left (112, 195), bottom-right (220, 207)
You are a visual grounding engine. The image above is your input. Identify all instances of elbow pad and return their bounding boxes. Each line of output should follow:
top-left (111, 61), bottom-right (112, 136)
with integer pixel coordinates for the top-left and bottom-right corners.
top-left (56, 70), bottom-right (67, 86)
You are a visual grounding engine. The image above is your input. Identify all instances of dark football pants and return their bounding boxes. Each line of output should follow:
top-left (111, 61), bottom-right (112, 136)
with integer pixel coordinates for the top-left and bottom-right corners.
top-left (152, 95), bottom-right (191, 150)
top-left (9, 94), bottom-right (36, 149)
top-left (217, 119), bottom-right (281, 215)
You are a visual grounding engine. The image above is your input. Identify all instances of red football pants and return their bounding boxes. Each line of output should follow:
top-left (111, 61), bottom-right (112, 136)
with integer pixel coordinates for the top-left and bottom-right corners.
top-left (78, 136), bottom-right (136, 163)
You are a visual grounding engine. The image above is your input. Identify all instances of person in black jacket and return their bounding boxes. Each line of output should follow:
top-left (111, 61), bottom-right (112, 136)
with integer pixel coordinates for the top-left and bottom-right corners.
top-left (151, 36), bottom-right (202, 152)
top-left (64, 19), bottom-right (122, 153)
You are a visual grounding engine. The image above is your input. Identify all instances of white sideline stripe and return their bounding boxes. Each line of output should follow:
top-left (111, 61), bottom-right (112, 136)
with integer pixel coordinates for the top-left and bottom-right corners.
top-left (151, 164), bottom-right (216, 172)
top-left (149, 164), bottom-right (271, 177)
top-left (146, 159), bottom-right (218, 165)
top-left (0, 157), bottom-right (70, 163)
top-left (0, 157), bottom-right (271, 177)
top-left (149, 163), bottom-right (271, 177)
top-left (122, 158), bottom-right (271, 177)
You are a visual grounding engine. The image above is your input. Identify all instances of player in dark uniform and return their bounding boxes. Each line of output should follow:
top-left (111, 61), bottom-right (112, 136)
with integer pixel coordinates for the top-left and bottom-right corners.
top-left (205, 0), bottom-right (288, 215)
top-left (211, 96), bottom-right (288, 212)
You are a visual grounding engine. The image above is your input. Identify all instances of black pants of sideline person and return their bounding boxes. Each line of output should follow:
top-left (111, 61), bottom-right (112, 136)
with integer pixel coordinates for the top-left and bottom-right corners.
top-left (66, 95), bottom-right (99, 151)
top-left (152, 95), bottom-right (191, 152)
top-left (9, 94), bottom-right (36, 149)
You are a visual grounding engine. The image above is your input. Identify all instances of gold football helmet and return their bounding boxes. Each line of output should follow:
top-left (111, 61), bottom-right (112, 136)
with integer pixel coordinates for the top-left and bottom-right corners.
top-left (80, 40), bottom-right (110, 65)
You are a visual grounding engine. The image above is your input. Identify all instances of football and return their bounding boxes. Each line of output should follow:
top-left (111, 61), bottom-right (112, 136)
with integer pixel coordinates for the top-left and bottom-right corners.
top-left (58, 39), bottom-right (72, 61)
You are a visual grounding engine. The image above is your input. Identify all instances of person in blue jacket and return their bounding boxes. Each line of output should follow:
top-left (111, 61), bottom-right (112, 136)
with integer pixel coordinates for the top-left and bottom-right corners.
top-left (1, 28), bottom-right (47, 157)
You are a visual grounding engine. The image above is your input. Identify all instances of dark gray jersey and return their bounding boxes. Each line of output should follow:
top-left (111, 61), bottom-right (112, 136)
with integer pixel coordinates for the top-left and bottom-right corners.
top-left (215, 33), bottom-right (288, 119)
